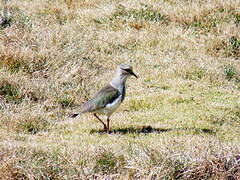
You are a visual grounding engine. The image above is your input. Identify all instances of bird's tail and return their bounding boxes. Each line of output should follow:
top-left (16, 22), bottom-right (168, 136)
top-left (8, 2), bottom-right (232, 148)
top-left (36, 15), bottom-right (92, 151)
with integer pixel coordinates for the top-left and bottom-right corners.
top-left (69, 113), bottom-right (79, 118)
top-left (69, 106), bottom-right (89, 118)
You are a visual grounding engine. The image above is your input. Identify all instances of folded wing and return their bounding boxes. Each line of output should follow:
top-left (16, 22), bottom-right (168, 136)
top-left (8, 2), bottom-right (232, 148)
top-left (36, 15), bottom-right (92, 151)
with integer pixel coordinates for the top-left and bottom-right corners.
top-left (80, 84), bottom-right (120, 113)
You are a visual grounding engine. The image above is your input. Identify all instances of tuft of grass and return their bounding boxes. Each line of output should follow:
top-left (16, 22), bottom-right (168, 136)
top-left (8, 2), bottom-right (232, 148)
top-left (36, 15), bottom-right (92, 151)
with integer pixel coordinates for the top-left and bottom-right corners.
top-left (0, 51), bottom-right (47, 75)
top-left (229, 36), bottom-right (240, 50)
top-left (58, 98), bottom-right (75, 109)
top-left (37, 6), bottom-right (75, 25)
top-left (227, 105), bottom-right (240, 124)
top-left (129, 99), bottom-right (152, 111)
top-left (206, 36), bottom-right (240, 58)
top-left (94, 152), bottom-right (117, 174)
top-left (175, 7), bottom-right (234, 33)
top-left (170, 96), bottom-right (194, 104)
top-left (0, 112), bottom-right (51, 134)
top-left (223, 65), bottom-right (239, 83)
top-left (95, 4), bottom-right (169, 29)
top-left (167, 159), bottom-right (186, 179)
top-left (0, 163), bottom-right (27, 180)
top-left (96, 39), bottom-right (140, 55)
top-left (17, 118), bottom-right (49, 134)
top-left (0, 80), bottom-right (22, 103)
top-left (0, 147), bottom-right (75, 179)
top-left (112, 4), bottom-right (168, 23)
top-left (4, 114), bottom-right (51, 134)
top-left (183, 66), bottom-right (207, 81)
top-left (189, 15), bottom-right (221, 32)
top-left (234, 13), bottom-right (240, 25)
top-left (0, 11), bottom-right (12, 29)
top-left (227, 36), bottom-right (240, 57)
top-left (224, 66), bottom-right (237, 81)
top-left (25, 90), bottom-right (40, 102)
top-left (0, 57), bottom-right (26, 73)
top-left (179, 154), bottom-right (240, 179)
top-left (14, 12), bottom-right (32, 29)
top-left (24, 59), bottom-right (48, 75)
top-left (64, 0), bottom-right (74, 9)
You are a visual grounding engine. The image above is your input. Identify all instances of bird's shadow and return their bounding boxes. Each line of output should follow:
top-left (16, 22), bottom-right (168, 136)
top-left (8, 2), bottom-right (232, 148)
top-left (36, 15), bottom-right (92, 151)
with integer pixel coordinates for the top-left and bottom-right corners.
top-left (89, 126), bottom-right (216, 135)
top-left (90, 126), bottom-right (171, 134)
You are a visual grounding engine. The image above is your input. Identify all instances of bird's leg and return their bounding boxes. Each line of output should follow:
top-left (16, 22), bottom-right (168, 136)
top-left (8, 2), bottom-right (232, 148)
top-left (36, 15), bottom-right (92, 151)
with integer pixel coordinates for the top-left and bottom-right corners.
top-left (93, 113), bottom-right (107, 131)
top-left (107, 116), bottom-right (110, 134)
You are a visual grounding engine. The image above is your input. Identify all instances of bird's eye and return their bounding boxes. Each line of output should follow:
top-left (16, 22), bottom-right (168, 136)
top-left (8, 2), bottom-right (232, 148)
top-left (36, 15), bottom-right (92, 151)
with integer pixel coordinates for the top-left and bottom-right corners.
top-left (124, 69), bottom-right (132, 73)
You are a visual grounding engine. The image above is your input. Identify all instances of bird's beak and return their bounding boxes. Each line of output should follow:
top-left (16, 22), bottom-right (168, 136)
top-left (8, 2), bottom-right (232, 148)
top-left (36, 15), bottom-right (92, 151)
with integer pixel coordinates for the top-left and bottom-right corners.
top-left (130, 71), bottom-right (138, 79)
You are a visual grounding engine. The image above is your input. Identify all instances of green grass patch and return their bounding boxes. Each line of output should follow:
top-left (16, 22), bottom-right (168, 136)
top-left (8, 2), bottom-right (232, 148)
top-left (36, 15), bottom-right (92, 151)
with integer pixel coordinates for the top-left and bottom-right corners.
top-left (227, 105), bottom-right (240, 123)
top-left (0, 80), bottom-right (23, 103)
top-left (224, 65), bottom-right (237, 81)
top-left (58, 98), bottom-right (75, 109)
top-left (110, 4), bottom-right (168, 23)
top-left (96, 39), bottom-right (141, 55)
top-left (0, 57), bottom-right (26, 73)
top-left (179, 7), bottom-right (234, 32)
top-left (170, 96), bottom-right (195, 104)
top-left (206, 36), bottom-right (240, 58)
top-left (94, 4), bottom-right (169, 29)
top-left (15, 12), bottom-right (32, 29)
top-left (37, 6), bottom-right (76, 25)
top-left (0, 49), bottom-right (47, 75)
top-left (94, 152), bottom-right (118, 174)
top-left (24, 59), bottom-right (47, 74)
top-left (233, 12), bottom-right (240, 25)
top-left (0, 147), bottom-right (72, 179)
top-left (189, 16), bottom-right (220, 31)
top-left (129, 99), bottom-right (153, 111)
top-left (183, 66), bottom-right (207, 81)
top-left (223, 65), bottom-right (240, 83)
top-left (225, 36), bottom-right (240, 57)
top-left (12, 115), bottom-right (51, 134)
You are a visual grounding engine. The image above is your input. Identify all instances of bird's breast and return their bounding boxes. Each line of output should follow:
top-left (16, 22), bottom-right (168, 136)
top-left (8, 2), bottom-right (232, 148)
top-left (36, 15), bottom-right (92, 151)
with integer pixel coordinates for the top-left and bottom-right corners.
top-left (104, 94), bottom-right (122, 115)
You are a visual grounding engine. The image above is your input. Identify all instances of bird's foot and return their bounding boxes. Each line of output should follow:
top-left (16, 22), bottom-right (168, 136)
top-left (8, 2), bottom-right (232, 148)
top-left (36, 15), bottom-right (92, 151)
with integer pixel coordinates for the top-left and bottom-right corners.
top-left (103, 125), bottom-right (107, 131)
top-left (103, 126), bottom-right (111, 134)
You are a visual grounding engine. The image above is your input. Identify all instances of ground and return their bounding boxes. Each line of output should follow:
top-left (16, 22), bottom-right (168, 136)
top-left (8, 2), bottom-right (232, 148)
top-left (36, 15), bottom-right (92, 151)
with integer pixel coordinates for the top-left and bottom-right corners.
top-left (0, 0), bottom-right (240, 179)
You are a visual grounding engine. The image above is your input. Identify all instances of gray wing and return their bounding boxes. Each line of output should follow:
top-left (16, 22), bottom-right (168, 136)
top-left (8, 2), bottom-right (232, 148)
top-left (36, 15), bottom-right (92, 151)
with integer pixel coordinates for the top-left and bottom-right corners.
top-left (80, 84), bottom-right (120, 113)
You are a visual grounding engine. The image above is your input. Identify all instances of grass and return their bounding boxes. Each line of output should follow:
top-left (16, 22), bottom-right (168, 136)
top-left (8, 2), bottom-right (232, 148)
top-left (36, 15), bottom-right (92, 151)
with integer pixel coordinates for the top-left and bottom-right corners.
top-left (0, 80), bottom-right (22, 103)
top-left (94, 4), bottom-right (169, 31)
top-left (0, 0), bottom-right (240, 179)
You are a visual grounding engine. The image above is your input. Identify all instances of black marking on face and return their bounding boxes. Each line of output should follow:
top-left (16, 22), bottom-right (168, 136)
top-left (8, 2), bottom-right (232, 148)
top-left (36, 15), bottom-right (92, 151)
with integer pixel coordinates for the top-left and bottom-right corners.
top-left (122, 68), bottom-right (138, 78)
top-left (123, 68), bottom-right (133, 74)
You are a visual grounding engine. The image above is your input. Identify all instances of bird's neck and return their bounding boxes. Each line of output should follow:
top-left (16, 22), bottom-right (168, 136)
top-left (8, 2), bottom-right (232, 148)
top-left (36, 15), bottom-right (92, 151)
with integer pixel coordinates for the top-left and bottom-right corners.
top-left (110, 74), bottom-right (127, 91)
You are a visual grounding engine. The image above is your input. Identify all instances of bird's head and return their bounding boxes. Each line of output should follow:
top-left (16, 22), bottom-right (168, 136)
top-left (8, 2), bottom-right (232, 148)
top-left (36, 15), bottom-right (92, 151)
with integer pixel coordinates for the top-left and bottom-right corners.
top-left (118, 64), bottom-right (138, 79)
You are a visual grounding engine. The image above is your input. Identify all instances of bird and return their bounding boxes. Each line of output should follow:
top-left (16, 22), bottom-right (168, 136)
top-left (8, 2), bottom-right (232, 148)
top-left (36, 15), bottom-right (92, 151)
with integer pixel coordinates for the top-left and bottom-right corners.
top-left (70, 64), bottom-right (138, 133)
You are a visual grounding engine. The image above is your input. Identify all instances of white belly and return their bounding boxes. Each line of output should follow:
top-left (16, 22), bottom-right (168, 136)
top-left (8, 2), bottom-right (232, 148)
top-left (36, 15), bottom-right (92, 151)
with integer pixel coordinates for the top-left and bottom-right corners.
top-left (95, 95), bottom-right (122, 116)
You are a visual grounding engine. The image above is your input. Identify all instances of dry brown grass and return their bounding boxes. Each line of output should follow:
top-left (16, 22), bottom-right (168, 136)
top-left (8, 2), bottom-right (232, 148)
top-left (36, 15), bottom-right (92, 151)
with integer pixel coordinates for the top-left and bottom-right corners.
top-left (0, 0), bottom-right (240, 179)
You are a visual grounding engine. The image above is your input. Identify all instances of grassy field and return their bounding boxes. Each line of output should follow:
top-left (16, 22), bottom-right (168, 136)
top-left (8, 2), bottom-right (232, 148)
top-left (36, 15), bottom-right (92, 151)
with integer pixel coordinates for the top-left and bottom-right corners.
top-left (0, 0), bottom-right (240, 179)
